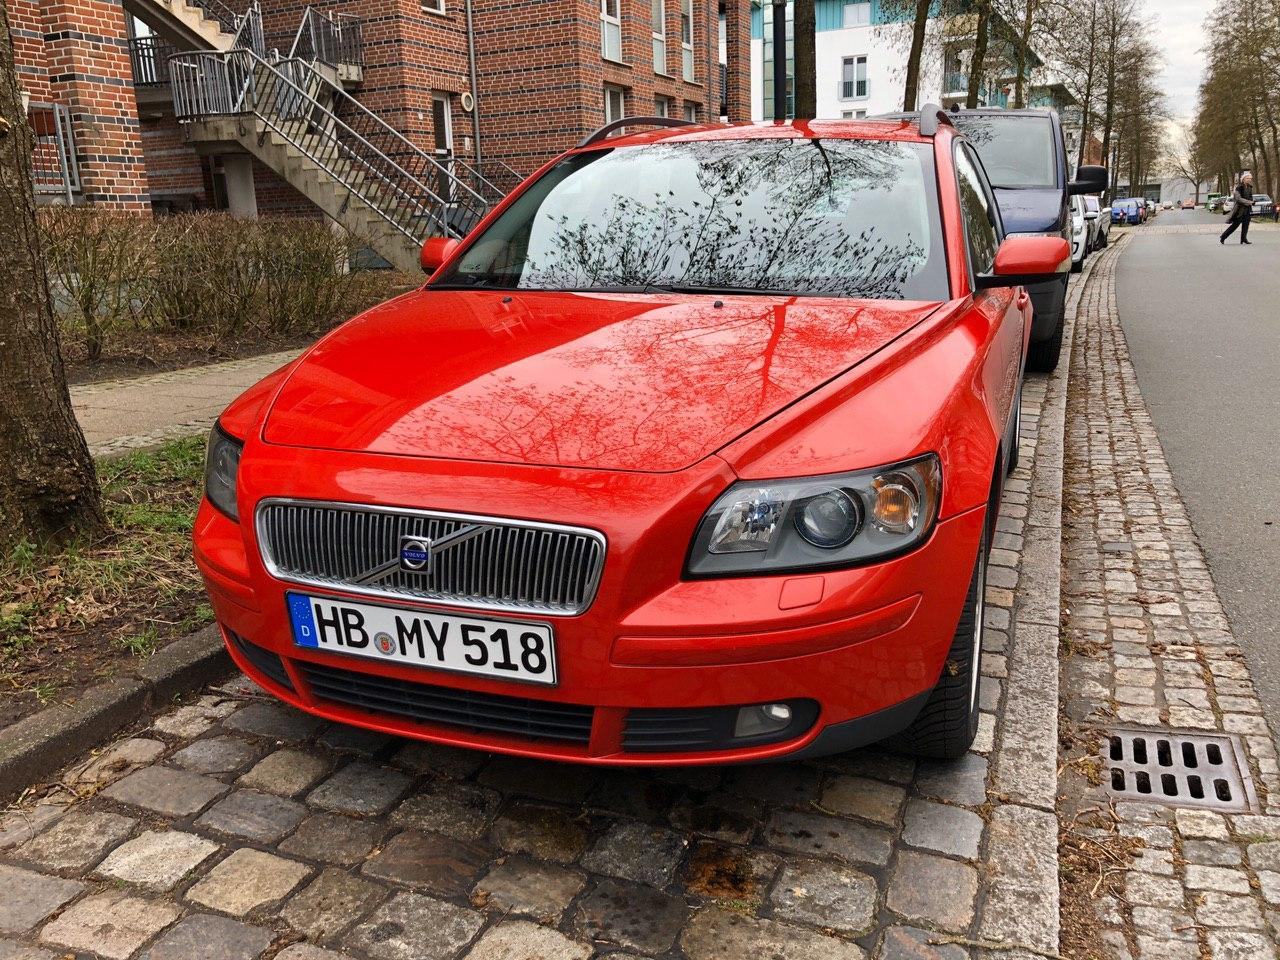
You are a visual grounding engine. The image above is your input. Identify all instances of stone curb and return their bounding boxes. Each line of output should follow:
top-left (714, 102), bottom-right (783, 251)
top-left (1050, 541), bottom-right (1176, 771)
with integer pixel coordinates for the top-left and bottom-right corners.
top-left (977, 246), bottom-right (1110, 955)
top-left (0, 626), bottom-right (230, 804)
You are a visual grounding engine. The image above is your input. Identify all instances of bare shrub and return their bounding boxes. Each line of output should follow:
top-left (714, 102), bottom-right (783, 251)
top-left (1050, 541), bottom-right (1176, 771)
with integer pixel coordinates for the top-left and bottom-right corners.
top-left (39, 208), bottom-right (158, 361)
top-left (39, 209), bottom-right (413, 364)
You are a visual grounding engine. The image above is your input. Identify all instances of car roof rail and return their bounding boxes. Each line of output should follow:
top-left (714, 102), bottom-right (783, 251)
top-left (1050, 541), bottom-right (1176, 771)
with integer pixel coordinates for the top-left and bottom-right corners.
top-left (577, 116), bottom-right (699, 148)
top-left (917, 104), bottom-right (954, 137)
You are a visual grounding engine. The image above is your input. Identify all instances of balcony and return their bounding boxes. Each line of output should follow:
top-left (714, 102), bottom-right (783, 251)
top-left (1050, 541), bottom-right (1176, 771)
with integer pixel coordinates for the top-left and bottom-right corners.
top-left (29, 102), bottom-right (80, 203)
top-left (130, 35), bottom-right (176, 87)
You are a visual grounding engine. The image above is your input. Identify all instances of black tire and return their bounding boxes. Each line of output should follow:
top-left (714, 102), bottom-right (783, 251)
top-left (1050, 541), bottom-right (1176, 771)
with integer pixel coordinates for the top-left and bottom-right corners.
top-left (888, 524), bottom-right (989, 759)
top-left (1070, 256), bottom-right (1083, 274)
top-left (1026, 317), bottom-right (1063, 372)
top-left (1005, 383), bottom-right (1022, 475)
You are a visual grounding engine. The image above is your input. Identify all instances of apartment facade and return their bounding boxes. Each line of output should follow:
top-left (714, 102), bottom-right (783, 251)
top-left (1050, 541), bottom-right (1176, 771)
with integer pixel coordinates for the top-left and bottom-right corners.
top-left (747, 1), bottom-right (1078, 133)
top-left (12, 0), bottom-right (752, 235)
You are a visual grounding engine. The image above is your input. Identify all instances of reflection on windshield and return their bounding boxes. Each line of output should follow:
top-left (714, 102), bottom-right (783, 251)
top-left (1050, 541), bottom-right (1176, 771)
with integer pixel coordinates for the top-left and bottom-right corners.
top-left (951, 116), bottom-right (1057, 189)
top-left (432, 139), bottom-right (948, 300)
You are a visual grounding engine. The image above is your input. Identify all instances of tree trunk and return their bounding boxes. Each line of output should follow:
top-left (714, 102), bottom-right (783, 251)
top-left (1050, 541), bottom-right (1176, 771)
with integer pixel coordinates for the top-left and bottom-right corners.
top-left (965, 0), bottom-right (991, 110)
top-left (793, 0), bottom-right (816, 120)
top-left (902, 0), bottom-right (932, 111)
top-left (1013, 0), bottom-right (1035, 109)
top-left (0, 4), bottom-right (104, 549)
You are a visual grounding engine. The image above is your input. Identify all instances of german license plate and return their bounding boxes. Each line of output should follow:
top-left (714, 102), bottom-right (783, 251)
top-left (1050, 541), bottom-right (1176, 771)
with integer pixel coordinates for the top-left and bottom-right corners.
top-left (286, 592), bottom-right (557, 685)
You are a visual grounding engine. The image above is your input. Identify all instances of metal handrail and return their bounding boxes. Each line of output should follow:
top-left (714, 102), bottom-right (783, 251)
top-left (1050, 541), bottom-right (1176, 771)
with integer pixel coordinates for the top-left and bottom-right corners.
top-left (29, 102), bottom-right (79, 201)
top-left (289, 7), bottom-right (363, 66)
top-left (228, 0), bottom-right (264, 54)
top-left (129, 35), bottom-right (176, 86)
top-left (275, 55), bottom-right (495, 219)
top-left (190, 0), bottom-right (244, 35)
top-left (170, 48), bottom-right (474, 240)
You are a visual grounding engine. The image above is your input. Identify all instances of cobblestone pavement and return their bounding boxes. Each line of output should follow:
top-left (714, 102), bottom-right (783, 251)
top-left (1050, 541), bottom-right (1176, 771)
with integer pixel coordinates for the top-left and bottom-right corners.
top-left (2, 291), bottom-right (1079, 959)
top-left (72, 350), bottom-right (302, 457)
top-left (1059, 236), bottom-right (1280, 959)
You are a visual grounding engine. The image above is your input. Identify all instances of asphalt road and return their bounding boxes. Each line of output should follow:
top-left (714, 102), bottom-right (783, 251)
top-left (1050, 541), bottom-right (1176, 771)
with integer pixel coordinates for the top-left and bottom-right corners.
top-left (1116, 206), bottom-right (1280, 722)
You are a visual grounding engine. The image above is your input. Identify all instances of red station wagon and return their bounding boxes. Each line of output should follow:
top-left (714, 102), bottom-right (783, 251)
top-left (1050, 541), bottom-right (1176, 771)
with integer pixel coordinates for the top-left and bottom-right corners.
top-left (195, 110), bottom-right (1069, 764)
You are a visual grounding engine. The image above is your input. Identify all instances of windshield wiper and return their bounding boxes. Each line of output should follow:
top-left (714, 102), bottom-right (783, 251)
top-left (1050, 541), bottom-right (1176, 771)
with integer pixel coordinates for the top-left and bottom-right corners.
top-left (646, 283), bottom-right (804, 297)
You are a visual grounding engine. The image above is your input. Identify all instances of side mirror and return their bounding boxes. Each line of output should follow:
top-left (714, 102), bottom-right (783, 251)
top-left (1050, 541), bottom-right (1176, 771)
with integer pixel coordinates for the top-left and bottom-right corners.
top-left (975, 235), bottom-right (1071, 289)
top-left (1068, 164), bottom-right (1108, 196)
top-left (420, 237), bottom-right (459, 274)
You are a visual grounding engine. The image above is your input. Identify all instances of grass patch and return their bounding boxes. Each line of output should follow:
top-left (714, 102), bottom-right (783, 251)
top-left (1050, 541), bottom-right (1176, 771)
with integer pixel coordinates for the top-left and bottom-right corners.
top-left (0, 437), bottom-right (214, 727)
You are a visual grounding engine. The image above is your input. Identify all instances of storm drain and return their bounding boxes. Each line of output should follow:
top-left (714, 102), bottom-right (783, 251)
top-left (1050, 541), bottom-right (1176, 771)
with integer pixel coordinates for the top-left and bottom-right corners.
top-left (1101, 728), bottom-right (1258, 813)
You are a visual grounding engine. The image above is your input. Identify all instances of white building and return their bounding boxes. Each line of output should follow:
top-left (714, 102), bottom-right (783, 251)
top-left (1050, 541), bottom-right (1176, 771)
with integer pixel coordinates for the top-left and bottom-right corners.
top-left (748, 1), bottom-right (1063, 122)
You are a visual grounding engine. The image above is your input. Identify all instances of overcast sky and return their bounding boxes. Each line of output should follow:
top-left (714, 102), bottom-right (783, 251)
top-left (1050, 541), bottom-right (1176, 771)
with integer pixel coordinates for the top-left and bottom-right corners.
top-left (1148, 0), bottom-right (1212, 121)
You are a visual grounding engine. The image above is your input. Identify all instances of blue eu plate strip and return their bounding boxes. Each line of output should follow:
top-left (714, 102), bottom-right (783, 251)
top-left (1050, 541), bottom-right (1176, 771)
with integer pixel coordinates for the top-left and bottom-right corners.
top-left (287, 593), bottom-right (319, 647)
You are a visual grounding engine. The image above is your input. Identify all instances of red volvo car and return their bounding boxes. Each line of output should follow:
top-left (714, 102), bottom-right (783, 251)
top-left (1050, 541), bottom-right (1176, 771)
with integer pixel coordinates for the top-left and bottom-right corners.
top-left (195, 111), bottom-right (1069, 764)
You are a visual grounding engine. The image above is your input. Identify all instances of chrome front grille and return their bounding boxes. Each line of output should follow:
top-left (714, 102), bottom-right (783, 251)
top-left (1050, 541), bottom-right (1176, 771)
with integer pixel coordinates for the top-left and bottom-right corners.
top-left (256, 499), bottom-right (606, 616)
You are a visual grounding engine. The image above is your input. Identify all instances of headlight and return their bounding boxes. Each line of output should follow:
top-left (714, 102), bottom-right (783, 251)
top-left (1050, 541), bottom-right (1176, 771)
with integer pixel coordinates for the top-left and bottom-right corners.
top-left (204, 422), bottom-right (243, 521)
top-left (687, 454), bottom-right (941, 577)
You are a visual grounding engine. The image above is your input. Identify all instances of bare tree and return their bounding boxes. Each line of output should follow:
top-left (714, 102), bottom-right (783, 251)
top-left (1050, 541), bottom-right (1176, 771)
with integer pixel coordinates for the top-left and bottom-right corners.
top-left (1163, 125), bottom-right (1213, 204)
top-left (794, 0), bottom-right (817, 119)
top-left (0, 4), bottom-right (104, 548)
top-left (966, 0), bottom-right (993, 109)
top-left (902, 0), bottom-right (934, 111)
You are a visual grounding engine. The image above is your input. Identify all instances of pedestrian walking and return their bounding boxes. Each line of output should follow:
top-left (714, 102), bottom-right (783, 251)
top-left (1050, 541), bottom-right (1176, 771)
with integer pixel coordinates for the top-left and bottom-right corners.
top-left (1221, 172), bottom-right (1255, 245)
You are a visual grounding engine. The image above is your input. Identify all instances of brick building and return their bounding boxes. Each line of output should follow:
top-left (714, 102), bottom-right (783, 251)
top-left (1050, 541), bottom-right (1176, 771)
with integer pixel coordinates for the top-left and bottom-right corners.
top-left (11, 0), bottom-right (753, 252)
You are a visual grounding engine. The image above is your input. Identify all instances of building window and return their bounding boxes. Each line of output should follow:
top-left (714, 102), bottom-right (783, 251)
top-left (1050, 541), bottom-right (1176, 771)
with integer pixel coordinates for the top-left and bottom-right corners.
top-left (683, 102), bottom-right (697, 122)
top-left (840, 55), bottom-right (868, 100)
top-left (422, 0), bottom-right (444, 12)
top-left (652, 0), bottom-right (666, 72)
top-left (601, 0), bottom-right (621, 61)
top-left (842, 2), bottom-right (870, 27)
top-left (680, 0), bottom-right (694, 81)
top-left (605, 84), bottom-right (626, 124)
top-left (655, 95), bottom-right (673, 117)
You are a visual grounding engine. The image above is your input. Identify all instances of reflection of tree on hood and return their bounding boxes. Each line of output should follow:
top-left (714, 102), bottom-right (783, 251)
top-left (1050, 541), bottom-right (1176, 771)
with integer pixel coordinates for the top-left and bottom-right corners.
top-left (523, 139), bottom-right (930, 299)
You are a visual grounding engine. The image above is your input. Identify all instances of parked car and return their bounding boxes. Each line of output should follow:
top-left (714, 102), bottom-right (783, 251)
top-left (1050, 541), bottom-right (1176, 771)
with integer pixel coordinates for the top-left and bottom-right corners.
top-left (1084, 194), bottom-right (1109, 250)
top-left (195, 111), bottom-right (1071, 763)
top-left (1208, 193), bottom-right (1225, 212)
top-left (1253, 194), bottom-right (1275, 216)
top-left (1162, 200), bottom-right (1173, 209)
top-left (1181, 198), bottom-right (1196, 209)
top-left (1112, 199), bottom-right (1141, 225)
top-left (1069, 195), bottom-right (1088, 272)
top-left (932, 108), bottom-right (1105, 371)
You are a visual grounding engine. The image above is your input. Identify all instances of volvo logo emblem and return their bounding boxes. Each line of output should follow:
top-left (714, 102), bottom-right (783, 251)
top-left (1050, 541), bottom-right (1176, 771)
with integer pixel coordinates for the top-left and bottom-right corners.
top-left (399, 536), bottom-right (431, 571)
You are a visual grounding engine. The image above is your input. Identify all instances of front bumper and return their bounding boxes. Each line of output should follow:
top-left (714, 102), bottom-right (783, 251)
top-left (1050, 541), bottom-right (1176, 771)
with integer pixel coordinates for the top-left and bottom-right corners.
top-left (195, 446), bottom-right (985, 765)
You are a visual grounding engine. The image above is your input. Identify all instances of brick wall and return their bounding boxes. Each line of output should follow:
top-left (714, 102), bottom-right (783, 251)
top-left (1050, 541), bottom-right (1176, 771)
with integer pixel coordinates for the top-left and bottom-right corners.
top-left (10, 0), bottom-right (749, 215)
top-left (139, 113), bottom-right (208, 205)
top-left (24, 0), bottom-right (151, 209)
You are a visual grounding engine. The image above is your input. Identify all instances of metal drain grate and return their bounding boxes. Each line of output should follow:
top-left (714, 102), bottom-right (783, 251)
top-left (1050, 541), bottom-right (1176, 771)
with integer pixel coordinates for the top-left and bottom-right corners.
top-left (1102, 728), bottom-right (1258, 813)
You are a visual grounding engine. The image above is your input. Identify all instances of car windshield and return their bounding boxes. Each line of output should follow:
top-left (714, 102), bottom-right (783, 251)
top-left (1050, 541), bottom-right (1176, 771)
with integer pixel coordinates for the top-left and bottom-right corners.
top-left (431, 138), bottom-right (948, 300)
top-left (1255, 194), bottom-right (1272, 201)
top-left (950, 115), bottom-right (1057, 189)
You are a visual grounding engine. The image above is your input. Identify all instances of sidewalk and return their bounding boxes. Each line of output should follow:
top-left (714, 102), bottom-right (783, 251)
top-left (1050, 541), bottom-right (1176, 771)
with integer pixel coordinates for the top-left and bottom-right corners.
top-left (1059, 236), bottom-right (1280, 958)
top-left (71, 350), bottom-right (302, 458)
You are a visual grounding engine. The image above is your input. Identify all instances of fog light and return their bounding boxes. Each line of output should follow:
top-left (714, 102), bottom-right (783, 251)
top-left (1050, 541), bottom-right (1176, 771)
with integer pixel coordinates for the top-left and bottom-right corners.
top-left (734, 702), bottom-right (794, 739)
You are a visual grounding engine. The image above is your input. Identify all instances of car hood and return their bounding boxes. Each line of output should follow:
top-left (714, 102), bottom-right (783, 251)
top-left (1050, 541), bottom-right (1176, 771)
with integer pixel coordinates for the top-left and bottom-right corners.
top-left (993, 186), bottom-right (1067, 235)
top-left (262, 288), bottom-right (942, 473)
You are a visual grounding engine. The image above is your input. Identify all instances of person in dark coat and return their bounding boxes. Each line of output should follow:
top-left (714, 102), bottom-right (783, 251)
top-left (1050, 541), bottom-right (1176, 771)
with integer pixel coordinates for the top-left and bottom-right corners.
top-left (1221, 172), bottom-right (1255, 244)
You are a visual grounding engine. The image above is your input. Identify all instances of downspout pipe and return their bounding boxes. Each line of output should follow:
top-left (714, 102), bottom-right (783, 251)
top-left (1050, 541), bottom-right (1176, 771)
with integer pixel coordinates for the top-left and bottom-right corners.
top-left (771, 0), bottom-right (786, 121)
top-left (465, 0), bottom-right (481, 169)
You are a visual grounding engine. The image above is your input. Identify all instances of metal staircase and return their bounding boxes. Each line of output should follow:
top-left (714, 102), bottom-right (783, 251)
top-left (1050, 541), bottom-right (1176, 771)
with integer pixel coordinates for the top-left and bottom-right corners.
top-left (167, 4), bottom-right (517, 272)
top-left (125, 0), bottom-right (252, 54)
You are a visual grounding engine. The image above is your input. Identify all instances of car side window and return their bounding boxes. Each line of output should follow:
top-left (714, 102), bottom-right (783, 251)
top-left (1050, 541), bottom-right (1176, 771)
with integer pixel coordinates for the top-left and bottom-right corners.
top-left (954, 145), bottom-right (1001, 279)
